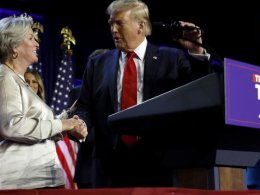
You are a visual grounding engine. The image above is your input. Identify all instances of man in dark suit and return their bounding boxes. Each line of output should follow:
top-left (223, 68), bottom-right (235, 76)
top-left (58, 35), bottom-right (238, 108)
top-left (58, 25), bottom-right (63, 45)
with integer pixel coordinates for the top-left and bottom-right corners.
top-left (68, 49), bottom-right (110, 108)
top-left (72, 0), bottom-right (214, 188)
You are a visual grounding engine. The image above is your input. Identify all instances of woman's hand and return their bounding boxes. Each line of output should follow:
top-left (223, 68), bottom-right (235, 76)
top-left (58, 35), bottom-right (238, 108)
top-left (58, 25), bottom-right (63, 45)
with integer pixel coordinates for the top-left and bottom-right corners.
top-left (61, 115), bottom-right (88, 142)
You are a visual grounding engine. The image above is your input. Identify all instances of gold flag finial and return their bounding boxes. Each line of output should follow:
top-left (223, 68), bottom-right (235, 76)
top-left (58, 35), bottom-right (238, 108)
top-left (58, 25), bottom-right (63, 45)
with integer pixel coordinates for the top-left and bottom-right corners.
top-left (61, 26), bottom-right (76, 56)
top-left (32, 22), bottom-right (44, 43)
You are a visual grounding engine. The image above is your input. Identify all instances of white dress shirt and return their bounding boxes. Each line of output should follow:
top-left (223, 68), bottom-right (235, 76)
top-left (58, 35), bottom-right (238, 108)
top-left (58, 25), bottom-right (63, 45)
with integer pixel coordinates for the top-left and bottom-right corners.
top-left (117, 38), bottom-right (147, 110)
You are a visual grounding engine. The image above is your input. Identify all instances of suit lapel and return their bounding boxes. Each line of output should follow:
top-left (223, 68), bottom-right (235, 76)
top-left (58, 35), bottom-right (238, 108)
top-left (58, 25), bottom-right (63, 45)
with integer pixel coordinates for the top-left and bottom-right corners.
top-left (108, 50), bottom-right (120, 112)
top-left (143, 43), bottom-right (160, 101)
top-left (107, 45), bottom-right (160, 109)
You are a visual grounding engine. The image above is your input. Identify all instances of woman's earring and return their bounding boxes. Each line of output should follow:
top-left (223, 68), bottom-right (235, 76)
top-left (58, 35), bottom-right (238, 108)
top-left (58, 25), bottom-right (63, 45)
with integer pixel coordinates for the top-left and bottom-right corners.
top-left (12, 52), bottom-right (18, 59)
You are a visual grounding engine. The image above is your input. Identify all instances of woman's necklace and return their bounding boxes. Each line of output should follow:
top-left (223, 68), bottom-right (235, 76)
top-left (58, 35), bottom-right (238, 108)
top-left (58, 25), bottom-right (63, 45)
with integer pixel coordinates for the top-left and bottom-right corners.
top-left (4, 63), bottom-right (15, 72)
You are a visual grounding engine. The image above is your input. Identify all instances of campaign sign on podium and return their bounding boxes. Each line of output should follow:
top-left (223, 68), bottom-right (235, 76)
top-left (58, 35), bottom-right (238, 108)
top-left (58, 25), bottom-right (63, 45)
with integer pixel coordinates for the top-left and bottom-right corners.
top-left (225, 58), bottom-right (260, 129)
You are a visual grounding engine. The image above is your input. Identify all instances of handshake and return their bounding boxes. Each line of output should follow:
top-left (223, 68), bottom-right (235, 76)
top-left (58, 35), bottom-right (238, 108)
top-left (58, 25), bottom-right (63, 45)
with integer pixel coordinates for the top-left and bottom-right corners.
top-left (61, 115), bottom-right (88, 142)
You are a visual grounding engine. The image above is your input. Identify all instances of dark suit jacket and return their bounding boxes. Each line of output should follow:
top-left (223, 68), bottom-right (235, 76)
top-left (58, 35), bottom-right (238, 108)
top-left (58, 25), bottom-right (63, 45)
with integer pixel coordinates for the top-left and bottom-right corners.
top-left (73, 42), bottom-right (212, 187)
top-left (68, 85), bottom-right (81, 107)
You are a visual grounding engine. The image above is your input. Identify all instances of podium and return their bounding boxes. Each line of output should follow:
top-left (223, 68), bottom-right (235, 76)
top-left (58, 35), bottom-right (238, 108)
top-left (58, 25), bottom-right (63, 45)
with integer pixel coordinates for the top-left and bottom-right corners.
top-left (108, 73), bottom-right (260, 190)
top-left (108, 72), bottom-right (223, 135)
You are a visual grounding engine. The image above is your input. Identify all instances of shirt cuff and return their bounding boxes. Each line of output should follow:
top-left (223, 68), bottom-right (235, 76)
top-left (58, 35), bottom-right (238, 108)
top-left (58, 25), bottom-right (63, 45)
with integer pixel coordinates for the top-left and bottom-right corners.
top-left (188, 49), bottom-right (211, 61)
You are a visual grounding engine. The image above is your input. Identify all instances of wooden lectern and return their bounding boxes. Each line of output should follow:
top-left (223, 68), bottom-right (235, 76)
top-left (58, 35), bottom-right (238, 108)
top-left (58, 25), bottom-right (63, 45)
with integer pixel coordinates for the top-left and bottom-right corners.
top-left (108, 73), bottom-right (260, 190)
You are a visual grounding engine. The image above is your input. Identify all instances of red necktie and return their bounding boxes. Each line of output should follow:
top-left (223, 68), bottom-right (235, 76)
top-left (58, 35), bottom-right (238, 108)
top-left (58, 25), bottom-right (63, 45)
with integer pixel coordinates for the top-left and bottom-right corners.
top-left (121, 52), bottom-right (139, 147)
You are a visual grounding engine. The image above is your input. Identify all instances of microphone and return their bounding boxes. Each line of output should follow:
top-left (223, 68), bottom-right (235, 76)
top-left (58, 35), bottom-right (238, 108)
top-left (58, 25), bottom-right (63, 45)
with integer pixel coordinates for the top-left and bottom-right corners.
top-left (152, 21), bottom-right (203, 37)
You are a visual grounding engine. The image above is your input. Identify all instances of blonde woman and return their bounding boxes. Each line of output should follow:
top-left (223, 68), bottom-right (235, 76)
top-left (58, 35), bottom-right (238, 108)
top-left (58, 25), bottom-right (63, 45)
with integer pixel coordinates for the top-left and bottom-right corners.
top-left (25, 69), bottom-right (45, 101)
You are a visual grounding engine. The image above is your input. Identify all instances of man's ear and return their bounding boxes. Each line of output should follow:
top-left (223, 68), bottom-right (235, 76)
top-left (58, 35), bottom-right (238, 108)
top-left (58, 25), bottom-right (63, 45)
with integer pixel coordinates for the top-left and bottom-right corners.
top-left (138, 21), bottom-right (145, 33)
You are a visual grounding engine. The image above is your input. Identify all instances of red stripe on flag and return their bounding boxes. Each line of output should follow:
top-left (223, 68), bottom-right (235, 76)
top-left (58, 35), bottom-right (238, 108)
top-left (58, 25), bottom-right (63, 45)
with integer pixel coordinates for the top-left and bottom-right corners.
top-left (64, 134), bottom-right (77, 165)
top-left (56, 142), bottom-right (77, 189)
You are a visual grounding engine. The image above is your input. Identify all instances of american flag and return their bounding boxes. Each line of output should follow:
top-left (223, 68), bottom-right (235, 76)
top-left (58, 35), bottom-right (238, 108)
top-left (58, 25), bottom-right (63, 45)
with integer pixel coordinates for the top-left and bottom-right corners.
top-left (28, 57), bottom-right (43, 75)
top-left (50, 51), bottom-right (78, 189)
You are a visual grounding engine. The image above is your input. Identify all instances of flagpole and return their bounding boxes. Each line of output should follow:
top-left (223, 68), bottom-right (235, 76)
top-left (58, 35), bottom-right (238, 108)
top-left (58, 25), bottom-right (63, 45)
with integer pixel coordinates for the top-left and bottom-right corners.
top-left (51, 26), bottom-right (78, 189)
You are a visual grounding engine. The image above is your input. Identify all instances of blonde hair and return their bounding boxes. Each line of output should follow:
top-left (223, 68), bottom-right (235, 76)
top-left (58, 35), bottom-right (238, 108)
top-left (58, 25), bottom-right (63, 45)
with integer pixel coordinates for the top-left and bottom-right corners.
top-left (106, 0), bottom-right (152, 36)
top-left (25, 69), bottom-right (45, 101)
